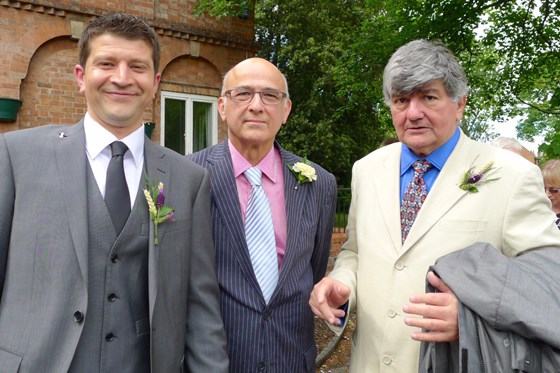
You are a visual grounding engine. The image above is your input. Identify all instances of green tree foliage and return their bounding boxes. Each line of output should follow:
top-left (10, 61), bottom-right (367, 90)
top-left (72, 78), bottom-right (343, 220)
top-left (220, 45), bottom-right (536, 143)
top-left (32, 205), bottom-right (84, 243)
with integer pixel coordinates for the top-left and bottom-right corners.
top-left (195, 0), bottom-right (559, 179)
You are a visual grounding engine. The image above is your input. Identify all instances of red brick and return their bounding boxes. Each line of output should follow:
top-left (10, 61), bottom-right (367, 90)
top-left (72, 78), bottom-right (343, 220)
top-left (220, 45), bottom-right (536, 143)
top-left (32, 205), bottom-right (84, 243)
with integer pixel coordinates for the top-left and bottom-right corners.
top-left (0, 1), bottom-right (254, 134)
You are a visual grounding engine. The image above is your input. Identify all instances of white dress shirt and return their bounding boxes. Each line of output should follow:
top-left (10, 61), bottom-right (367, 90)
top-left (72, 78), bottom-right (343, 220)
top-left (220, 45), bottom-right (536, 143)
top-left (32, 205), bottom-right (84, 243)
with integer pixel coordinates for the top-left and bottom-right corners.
top-left (84, 112), bottom-right (145, 208)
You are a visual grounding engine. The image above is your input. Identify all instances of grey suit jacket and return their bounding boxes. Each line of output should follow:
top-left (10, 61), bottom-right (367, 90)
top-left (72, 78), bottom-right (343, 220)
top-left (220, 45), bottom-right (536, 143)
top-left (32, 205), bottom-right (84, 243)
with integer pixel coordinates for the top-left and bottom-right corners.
top-left (0, 121), bottom-right (228, 373)
top-left (420, 242), bottom-right (560, 372)
top-left (189, 141), bottom-right (337, 372)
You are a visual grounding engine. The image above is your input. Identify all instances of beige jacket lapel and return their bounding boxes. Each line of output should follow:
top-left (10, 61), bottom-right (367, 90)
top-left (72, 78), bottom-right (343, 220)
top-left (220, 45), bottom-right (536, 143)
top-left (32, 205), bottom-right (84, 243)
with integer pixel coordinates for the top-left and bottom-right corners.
top-left (374, 145), bottom-right (403, 254)
top-left (401, 133), bottom-right (475, 252)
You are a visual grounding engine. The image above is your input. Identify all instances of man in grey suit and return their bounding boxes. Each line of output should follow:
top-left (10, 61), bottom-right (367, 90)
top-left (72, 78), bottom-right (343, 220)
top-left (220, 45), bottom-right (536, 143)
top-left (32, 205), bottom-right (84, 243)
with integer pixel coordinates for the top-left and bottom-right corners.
top-left (0, 13), bottom-right (228, 373)
top-left (189, 58), bottom-right (337, 372)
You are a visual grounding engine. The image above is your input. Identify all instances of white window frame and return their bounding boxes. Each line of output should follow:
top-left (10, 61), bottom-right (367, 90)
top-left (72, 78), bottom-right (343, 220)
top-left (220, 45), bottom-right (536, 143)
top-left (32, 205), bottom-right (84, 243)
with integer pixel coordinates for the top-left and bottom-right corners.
top-left (160, 91), bottom-right (218, 154)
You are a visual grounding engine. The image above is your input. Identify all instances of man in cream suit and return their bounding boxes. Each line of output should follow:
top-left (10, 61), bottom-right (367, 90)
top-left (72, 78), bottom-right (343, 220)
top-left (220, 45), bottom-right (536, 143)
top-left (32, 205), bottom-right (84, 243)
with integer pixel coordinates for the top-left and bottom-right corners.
top-left (310, 39), bottom-right (560, 373)
top-left (0, 13), bottom-right (228, 373)
top-left (190, 58), bottom-right (337, 372)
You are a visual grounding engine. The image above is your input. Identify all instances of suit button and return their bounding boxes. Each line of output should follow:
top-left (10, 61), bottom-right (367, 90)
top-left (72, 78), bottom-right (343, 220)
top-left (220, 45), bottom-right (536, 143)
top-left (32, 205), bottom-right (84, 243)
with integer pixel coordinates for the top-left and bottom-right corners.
top-left (105, 333), bottom-right (115, 342)
top-left (263, 310), bottom-right (272, 320)
top-left (73, 311), bottom-right (84, 323)
top-left (394, 261), bottom-right (405, 270)
top-left (108, 293), bottom-right (117, 302)
top-left (256, 362), bottom-right (266, 371)
top-left (111, 255), bottom-right (120, 263)
top-left (382, 355), bottom-right (392, 365)
top-left (387, 309), bottom-right (397, 318)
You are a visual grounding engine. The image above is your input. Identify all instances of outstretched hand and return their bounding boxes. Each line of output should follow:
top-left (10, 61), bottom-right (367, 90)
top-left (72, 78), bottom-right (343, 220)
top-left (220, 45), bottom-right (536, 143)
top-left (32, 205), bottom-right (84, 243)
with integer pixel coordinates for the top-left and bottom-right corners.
top-left (403, 271), bottom-right (458, 342)
top-left (309, 277), bottom-right (351, 326)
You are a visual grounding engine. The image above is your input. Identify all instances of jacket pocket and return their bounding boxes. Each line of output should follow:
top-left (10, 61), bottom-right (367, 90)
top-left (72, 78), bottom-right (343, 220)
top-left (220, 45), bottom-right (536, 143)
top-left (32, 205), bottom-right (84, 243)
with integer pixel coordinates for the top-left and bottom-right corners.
top-left (509, 334), bottom-right (541, 373)
top-left (0, 347), bottom-right (22, 373)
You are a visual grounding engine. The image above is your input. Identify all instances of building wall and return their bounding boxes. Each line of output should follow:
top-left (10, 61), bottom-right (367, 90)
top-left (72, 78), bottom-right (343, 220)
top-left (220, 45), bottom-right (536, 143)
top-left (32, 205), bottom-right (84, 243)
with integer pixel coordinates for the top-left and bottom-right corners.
top-left (0, 0), bottom-right (257, 137)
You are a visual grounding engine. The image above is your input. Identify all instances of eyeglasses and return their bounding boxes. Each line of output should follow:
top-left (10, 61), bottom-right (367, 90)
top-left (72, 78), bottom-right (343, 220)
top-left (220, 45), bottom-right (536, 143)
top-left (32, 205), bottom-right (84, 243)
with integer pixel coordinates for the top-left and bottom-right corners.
top-left (224, 88), bottom-right (288, 105)
top-left (545, 187), bottom-right (560, 194)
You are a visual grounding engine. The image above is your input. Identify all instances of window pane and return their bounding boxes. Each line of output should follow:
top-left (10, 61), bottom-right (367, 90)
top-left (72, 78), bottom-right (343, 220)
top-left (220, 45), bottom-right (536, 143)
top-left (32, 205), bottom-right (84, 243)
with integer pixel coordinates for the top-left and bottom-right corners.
top-left (192, 101), bottom-right (212, 153)
top-left (164, 98), bottom-right (185, 154)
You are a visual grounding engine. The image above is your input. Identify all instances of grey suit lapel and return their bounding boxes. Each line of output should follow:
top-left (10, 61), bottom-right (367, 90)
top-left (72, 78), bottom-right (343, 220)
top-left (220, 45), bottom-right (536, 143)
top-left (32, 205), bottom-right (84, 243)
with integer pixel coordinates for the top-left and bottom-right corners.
top-left (55, 122), bottom-right (89, 283)
top-left (206, 142), bottom-right (259, 290)
top-left (144, 137), bottom-right (170, 321)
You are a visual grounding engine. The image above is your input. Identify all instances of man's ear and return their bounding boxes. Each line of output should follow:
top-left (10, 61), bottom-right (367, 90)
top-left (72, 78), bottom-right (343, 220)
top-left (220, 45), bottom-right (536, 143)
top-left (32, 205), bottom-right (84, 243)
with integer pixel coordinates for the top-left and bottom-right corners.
top-left (282, 98), bottom-right (292, 124)
top-left (74, 64), bottom-right (86, 94)
top-left (455, 96), bottom-right (467, 123)
top-left (152, 73), bottom-right (161, 99)
top-left (218, 96), bottom-right (227, 121)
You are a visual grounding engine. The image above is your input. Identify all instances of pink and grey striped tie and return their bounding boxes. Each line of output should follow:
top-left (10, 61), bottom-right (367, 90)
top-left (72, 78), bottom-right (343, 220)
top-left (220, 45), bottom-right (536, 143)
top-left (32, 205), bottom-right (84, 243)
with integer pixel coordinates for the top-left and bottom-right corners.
top-left (244, 167), bottom-right (278, 303)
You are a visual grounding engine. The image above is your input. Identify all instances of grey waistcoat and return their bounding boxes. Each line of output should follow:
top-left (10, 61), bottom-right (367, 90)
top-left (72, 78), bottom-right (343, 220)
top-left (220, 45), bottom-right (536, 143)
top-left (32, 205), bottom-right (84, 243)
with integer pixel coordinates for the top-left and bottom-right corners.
top-left (69, 165), bottom-right (150, 373)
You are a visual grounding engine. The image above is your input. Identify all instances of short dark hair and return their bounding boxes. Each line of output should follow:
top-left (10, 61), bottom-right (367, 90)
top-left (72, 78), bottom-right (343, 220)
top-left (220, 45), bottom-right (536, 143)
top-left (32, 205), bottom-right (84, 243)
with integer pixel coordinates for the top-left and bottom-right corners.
top-left (78, 12), bottom-right (160, 73)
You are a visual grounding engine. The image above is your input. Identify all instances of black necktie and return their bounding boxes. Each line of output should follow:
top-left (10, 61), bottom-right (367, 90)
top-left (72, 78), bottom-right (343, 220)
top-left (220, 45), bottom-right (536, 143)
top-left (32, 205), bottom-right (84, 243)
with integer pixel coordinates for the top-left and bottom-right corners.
top-left (105, 141), bottom-right (130, 234)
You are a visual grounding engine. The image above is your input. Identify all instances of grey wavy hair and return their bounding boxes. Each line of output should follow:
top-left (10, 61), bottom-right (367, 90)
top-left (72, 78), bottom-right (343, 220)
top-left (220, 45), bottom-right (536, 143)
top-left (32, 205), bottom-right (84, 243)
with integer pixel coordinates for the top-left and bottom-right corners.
top-left (383, 39), bottom-right (468, 105)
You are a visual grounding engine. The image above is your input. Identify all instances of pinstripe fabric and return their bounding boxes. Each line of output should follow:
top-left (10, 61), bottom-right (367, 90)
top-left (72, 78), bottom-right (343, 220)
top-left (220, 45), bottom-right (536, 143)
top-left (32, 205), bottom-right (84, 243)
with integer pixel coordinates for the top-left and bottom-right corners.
top-left (244, 167), bottom-right (278, 303)
top-left (189, 141), bottom-right (337, 372)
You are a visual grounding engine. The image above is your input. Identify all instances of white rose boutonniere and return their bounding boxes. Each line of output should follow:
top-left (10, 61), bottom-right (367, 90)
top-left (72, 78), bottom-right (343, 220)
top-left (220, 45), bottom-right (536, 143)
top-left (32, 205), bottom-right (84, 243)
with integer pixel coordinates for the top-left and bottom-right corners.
top-left (290, 158), bottom-right (317, 184)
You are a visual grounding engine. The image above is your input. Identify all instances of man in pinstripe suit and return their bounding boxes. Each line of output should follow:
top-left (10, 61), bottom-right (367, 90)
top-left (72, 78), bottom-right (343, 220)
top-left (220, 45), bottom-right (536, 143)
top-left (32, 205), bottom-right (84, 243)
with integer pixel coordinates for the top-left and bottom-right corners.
top-left (189, 58), bottom-right (337, 372)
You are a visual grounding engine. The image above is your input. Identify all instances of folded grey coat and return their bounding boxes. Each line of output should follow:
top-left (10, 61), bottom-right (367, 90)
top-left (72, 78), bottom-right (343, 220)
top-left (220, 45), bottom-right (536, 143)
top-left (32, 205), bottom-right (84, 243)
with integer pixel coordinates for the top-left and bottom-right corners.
top-left (419, 242), bottom-right (560, 373)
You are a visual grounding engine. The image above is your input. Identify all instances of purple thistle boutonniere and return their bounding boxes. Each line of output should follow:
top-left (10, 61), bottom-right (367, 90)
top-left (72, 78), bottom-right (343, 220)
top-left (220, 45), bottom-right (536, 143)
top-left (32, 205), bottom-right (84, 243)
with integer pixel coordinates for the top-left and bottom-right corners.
top-left (144, 178), bottom-right (175, 245)
top-left (459, 159), bottom-right (501, 193)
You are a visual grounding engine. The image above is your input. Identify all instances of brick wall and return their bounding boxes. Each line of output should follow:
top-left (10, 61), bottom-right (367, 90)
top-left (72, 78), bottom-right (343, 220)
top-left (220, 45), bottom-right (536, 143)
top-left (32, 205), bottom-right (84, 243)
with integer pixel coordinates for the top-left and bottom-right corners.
top-left (0, 0), bottom-right (257, 135)
top-left (327, 229), bottom-right (347, 273)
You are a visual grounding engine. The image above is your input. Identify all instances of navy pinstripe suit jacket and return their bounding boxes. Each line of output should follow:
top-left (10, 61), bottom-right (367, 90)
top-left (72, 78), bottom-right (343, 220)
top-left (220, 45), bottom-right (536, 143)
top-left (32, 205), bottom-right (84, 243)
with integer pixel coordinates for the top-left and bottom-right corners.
top-left (189, 141), bottom-right (337, 372)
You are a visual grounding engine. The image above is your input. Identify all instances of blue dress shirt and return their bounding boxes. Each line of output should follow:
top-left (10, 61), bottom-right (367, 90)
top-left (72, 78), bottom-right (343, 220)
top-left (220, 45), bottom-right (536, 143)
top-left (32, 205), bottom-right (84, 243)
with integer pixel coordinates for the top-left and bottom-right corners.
top-left (400, 128), bottom-right (461, 202)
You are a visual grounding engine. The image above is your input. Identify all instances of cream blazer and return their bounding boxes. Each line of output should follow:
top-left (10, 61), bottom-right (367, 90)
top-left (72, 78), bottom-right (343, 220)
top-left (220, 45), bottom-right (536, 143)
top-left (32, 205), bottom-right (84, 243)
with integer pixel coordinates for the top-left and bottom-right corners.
top-left (329, 132), bottom-right (560, 373)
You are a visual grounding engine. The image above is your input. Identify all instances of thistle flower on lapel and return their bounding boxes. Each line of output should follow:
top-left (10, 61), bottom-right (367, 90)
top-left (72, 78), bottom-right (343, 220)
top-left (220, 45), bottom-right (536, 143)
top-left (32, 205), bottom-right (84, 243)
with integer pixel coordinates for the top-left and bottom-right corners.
top-left (459, 159), bottom-right (500, 193)
top-left (144, 178), bottom-right (175, 245)
top-left (290, 158), bottom-right (317, 185)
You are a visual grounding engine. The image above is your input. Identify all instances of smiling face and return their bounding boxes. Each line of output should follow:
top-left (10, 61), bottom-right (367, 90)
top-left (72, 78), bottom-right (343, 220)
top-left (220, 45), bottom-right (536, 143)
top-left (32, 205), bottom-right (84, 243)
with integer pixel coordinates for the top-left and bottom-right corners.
top-left (74, 33), bottom-right (161, 138)
top-left (390, 80), bottom-right (466, 157)
top-left (218, 58), bottom-right (291, 162)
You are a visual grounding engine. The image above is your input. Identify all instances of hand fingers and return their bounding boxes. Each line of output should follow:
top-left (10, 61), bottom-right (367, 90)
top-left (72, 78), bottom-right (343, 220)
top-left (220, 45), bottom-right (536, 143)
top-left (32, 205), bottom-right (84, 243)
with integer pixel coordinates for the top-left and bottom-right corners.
top-left (403, 291), bottom-right (459, 342)
top-left (408, 291), bottom-right (455, 307)
top-left (410, 330), bottom-right (457, 342)
top-left (309, 279), bottom-right (348, 326)
top-left (404, 315), bottom-right (447, 331)
top-left (426, 271), bottom-right (453, 294)
top-left (309, 302), bottom-right (345, 326)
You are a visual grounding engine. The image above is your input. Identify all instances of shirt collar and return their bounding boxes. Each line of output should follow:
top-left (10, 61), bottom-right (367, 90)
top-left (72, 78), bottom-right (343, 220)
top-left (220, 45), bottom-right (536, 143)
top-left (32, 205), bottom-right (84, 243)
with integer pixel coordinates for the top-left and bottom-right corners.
top-left (400, 127), bottom-right (461, 175)
top-left (228, 139), bottom-right (280, 184)
top-left (84, 112), bottom-right (145, 167)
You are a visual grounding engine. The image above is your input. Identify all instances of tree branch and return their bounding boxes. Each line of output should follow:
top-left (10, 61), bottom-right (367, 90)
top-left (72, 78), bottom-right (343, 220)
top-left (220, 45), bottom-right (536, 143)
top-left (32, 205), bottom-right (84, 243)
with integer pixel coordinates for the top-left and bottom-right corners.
top-left (481, 0), bottom-right (515, 10)
top-left (515, 95), bottom-right (560, 116)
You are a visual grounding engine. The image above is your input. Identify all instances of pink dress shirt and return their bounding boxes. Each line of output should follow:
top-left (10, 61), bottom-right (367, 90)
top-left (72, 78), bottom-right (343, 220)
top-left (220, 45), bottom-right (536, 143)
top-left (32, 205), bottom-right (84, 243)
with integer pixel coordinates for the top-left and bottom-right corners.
top-left (228, 140), bottom-right (287, 269)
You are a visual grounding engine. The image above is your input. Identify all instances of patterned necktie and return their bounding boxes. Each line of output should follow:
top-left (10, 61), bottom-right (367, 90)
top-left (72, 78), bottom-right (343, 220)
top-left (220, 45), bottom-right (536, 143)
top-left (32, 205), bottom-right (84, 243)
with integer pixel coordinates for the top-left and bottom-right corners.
top-left (401, 160), bottom-right (432, 243)
top-left (244, 167), bottom-right (278, 303)
top-left (105, 141), bottom-right (130, 234)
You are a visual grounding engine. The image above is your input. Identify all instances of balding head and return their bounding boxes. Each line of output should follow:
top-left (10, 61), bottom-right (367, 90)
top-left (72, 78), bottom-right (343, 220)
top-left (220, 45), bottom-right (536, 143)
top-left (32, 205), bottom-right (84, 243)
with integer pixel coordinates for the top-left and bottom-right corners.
top-left (222, 58), bottom-right (289, 97)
